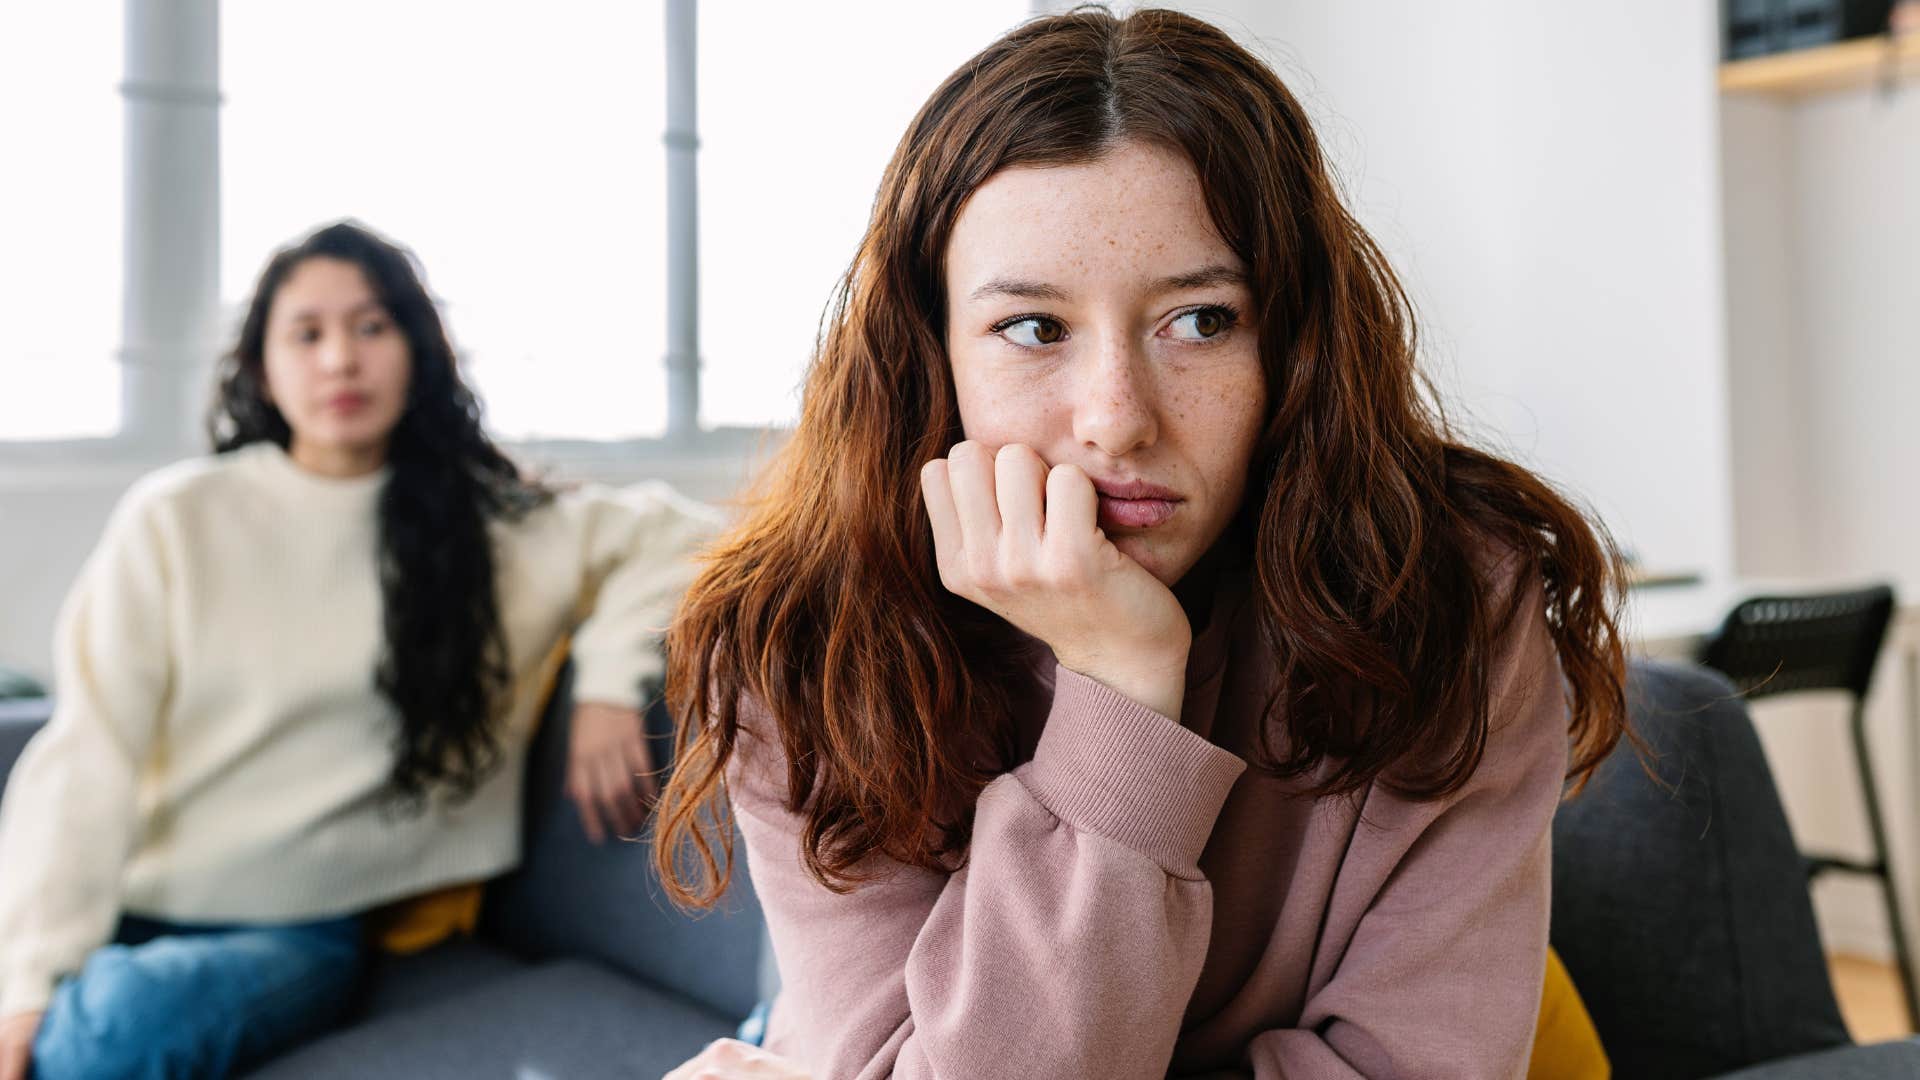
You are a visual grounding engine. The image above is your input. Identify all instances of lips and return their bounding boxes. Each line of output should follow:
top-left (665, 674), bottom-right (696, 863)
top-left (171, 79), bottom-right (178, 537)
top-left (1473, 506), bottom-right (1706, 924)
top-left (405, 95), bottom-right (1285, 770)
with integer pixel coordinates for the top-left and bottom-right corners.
top-left (325, 392), bottom-right (371, 413)
top-left (1090, 477), bottom-right (1182, 530)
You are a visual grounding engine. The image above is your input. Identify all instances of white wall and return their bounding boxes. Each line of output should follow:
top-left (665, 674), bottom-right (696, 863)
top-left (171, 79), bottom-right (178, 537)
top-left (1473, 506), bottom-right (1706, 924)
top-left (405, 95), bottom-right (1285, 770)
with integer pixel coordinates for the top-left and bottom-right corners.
top-left (1719, 74), bottom-right (1920, 962)
top-left (0, 467), bottom-right (135, 687)
top-left (1721, 98), bottom-right (1809, 578)
top-left (1182, 0), bottom-right (1736, 583)
top-left (1723, 85), bottom-right (1920, 593)
top-left (1790, 88), bottom-right (1920, 597)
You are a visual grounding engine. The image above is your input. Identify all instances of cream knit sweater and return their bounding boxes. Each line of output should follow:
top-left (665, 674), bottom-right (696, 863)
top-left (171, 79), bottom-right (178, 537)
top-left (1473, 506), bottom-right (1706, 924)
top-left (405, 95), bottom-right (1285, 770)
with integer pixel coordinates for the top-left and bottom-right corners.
top-left (0, 443), bottom-right (719, 1017)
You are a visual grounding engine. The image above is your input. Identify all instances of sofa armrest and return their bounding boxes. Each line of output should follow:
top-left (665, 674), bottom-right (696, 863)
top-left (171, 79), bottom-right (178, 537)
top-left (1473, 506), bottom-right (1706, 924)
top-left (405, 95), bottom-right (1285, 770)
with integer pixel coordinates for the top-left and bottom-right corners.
top-left (0, 698), bottom-right (52, 804)
top-left (1717, 1037), bottom-right (1920, 1078)
top-left (1553, 661), bottom-right (1851, 1074)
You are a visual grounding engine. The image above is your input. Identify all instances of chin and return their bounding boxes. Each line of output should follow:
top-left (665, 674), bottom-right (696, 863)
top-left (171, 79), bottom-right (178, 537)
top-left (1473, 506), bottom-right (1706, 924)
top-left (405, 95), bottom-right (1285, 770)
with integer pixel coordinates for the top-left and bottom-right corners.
top-left (308, 428), bottom-right (391, 459)
top-left (1111, 534), bottom-right (1191, 588)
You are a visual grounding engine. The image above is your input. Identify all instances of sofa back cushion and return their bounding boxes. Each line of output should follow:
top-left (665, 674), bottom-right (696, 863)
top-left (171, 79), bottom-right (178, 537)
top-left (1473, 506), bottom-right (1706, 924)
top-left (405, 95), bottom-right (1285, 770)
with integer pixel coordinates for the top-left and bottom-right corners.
top-left (483, 667), bottom-right (772, 1020)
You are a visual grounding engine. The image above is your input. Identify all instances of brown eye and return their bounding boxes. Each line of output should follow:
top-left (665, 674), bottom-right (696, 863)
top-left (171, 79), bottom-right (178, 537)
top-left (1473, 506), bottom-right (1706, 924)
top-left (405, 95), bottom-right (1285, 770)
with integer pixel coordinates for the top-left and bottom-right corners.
top-left (999, 316), bottom-right (1066, 347)
top-left (1168, 306), bottom-right (1237, 341)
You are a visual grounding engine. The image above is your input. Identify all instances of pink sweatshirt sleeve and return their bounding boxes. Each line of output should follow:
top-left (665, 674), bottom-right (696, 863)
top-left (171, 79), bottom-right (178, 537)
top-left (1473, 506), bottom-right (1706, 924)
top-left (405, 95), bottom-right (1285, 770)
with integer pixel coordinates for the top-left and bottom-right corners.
top-left (730, 666), bottom-right (1247, 1080)
top-left (1243, 582), bottom-right (1571, 1080)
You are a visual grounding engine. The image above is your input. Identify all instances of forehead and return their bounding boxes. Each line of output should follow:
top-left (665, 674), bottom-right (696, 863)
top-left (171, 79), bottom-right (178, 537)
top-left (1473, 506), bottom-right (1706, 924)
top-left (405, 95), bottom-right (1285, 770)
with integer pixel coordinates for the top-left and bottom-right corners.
top-left (944, 141), bottom-right (1237, 293)
top-left (270, 257), bottom-right (379, 319)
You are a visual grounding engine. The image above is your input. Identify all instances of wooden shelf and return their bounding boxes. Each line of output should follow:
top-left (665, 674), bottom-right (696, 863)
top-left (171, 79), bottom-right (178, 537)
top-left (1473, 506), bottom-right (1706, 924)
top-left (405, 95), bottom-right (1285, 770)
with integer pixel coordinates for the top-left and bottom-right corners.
top-left (1721, 34), bottom-right (1920, 97)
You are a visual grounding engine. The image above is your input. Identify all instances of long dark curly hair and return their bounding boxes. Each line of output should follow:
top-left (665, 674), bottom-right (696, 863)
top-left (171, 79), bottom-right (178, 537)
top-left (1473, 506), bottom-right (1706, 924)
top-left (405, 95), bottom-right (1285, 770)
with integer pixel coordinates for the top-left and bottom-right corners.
top-left (656, 7), bottom-right (1630, 904)
top-left (210, 220), bottom-right (551, 807)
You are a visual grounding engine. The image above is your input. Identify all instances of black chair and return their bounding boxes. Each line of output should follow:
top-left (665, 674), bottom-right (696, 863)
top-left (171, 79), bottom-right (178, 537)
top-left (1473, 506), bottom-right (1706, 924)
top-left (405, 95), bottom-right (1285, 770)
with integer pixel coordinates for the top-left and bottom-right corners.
top-left (1696, 585), bottom-right (1913, 1031)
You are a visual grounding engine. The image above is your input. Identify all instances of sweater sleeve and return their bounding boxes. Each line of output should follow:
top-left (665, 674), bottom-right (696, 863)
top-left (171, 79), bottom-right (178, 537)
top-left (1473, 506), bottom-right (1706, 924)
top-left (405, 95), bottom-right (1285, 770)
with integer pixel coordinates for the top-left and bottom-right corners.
top-left (0, 488), bottom-right (175, 1018)
top-left (561, 482), bottom-right (720, 708)
top-left (734, 667), bottom-right (1247, 1080)
top-left (1241, 576), bottom-right (1571, 1080)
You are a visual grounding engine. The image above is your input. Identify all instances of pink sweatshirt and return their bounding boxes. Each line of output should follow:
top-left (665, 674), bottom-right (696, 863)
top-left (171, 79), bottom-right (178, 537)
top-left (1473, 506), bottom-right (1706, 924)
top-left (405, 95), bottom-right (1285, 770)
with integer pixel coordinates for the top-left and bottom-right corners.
top-left (729, 567), bottom-right (1568, 1079)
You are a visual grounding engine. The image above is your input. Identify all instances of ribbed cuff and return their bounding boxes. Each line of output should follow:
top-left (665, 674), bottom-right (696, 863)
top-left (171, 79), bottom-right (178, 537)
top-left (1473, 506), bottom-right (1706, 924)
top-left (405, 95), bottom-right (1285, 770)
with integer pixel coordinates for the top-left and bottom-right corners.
top-left (1020, 666), bottom-right (1246, 878)
top-left (569, 651), bottom-right (657, 709)
top-left (0, 965), bottom-right (55, 1019)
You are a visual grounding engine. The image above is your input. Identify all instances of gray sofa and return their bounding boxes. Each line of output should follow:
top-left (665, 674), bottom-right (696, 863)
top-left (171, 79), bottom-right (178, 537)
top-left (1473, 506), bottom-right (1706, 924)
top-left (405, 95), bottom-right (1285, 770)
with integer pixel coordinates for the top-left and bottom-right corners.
top-left (2, 661), bottom-right (1918, 1077)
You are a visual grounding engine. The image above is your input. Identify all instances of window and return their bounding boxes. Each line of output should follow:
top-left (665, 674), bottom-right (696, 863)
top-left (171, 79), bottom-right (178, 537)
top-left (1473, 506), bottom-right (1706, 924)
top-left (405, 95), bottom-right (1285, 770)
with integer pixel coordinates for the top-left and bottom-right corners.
top-left (9, 3), bottom-right (1037, 446)
top-left (698, 1), bottom-right (1032, 430)
top-left (0, 6), bottom-right (125, 440)
top-left (223, 2), bottom-right (668, 440)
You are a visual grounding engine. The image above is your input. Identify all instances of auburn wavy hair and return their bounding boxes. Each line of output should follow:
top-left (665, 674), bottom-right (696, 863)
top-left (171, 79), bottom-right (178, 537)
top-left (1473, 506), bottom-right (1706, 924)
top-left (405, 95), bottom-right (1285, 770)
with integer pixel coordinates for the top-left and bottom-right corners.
top-left (655, 7), bottom-right (1629, 904)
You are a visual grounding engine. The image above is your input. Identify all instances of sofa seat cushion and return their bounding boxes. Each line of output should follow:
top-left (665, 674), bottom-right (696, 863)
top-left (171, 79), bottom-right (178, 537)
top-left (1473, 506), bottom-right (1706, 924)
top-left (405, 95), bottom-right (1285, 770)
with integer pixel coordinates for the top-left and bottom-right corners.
top-left (246, 959), bottom-right (734, 1079)
top-left (356, 936), bottom-right (530, 1020)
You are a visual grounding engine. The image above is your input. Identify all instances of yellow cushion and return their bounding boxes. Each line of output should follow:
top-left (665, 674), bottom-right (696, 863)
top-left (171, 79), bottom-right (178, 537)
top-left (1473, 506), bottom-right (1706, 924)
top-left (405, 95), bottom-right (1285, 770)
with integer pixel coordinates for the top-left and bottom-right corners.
top-left (368, 881), bottom-right (486, 955)
top-left (1527, 946), bottom-right (1610, 1079)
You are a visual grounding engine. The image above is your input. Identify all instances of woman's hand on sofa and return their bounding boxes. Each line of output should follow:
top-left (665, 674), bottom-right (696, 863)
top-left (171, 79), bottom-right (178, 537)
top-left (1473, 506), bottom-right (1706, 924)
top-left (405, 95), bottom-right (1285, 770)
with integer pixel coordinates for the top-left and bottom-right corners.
top-left (565, 702), bottom-right (658, 844)
top-left (663, 1038), bottom-right (811, 1080)
top-left (0, 1009), bottom-right (42, 1080)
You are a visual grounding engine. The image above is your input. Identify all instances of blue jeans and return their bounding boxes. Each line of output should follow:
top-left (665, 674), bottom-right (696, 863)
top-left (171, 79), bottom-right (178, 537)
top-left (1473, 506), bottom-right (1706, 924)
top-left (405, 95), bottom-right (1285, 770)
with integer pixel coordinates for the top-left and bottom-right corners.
top-left (30, 913), bottom-right (365, 1080)
top-left (736, 999), bottom-right (772, 1046)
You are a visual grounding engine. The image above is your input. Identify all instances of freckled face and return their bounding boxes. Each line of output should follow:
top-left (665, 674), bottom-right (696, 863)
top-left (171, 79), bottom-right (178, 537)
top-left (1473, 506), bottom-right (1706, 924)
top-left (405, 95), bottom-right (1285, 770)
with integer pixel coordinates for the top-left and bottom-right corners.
top-left (942, 140), bottom-right (1267, 586)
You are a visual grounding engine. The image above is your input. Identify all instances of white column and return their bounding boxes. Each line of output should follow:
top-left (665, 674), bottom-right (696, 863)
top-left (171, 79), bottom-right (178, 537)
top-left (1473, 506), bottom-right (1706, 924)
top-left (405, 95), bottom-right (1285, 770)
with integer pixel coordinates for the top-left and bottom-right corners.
top-left (664, 0), bottom-right (700, 440)
top-left (118, 0), bottom-right (220, 456)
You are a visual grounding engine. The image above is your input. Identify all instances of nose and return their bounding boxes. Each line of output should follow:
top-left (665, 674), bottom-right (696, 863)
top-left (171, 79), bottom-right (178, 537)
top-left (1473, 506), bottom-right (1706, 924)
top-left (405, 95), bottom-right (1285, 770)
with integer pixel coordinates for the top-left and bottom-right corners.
top-left (317, 327), bottom-right (360, 376)
top-left (1071, 331), bottom-right (1158, 457)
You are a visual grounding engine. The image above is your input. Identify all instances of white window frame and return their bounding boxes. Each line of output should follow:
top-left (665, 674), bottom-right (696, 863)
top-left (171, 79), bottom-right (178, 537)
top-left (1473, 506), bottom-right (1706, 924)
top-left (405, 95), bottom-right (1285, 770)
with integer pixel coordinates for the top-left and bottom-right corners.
top-left (0, 0), bottom-right (744, 487)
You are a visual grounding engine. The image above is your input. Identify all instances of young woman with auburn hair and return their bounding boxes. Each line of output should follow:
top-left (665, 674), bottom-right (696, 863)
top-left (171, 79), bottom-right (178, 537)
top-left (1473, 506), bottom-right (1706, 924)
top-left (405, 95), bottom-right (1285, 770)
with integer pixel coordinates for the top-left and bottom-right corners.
top-left (657, 8), bottom-right (1628, 1079)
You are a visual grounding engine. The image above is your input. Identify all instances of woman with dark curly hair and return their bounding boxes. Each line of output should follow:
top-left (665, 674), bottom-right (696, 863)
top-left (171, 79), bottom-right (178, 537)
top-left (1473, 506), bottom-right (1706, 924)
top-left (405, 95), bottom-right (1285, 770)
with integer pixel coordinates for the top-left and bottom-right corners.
top-left (0, 221), bottom-right (716, 1079)
top-left (657, 9), bottom-right (1629, 1080)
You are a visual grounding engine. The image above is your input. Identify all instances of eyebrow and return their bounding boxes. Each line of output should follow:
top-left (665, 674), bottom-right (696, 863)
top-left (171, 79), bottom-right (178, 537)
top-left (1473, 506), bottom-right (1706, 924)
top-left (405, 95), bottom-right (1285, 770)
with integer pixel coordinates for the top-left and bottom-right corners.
top-left (966, 263), bottom-right (1246, 304)
top-left (1150, 263), bottom-right (1246, 293)
top-left (284, 300), bottom-right (387, 322)
top-left (968, 277), bottom-right (1070, 303)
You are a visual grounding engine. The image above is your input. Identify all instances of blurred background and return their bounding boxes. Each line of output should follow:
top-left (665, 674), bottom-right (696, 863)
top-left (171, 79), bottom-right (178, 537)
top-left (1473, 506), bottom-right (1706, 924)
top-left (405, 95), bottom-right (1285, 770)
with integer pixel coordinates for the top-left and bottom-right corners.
top-left (0, 0), bottom-right (1916, 1045)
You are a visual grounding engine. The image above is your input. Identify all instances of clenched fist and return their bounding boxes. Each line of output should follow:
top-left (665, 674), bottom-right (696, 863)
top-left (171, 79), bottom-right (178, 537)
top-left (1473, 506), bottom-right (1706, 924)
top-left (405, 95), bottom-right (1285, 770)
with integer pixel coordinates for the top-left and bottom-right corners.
top-left (921, 441), bottom-right (1191, 719)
